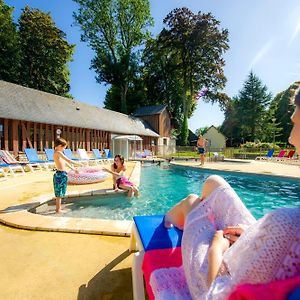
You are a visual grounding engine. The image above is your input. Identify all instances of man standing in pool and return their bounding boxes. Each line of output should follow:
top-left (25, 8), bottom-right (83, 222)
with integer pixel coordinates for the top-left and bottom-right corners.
top-left (197, 134), bottom-right (208, 166)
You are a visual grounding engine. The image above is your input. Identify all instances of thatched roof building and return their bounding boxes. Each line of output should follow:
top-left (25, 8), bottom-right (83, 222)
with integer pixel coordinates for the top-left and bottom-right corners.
top-left (0, 81), bottom-right (158, 154)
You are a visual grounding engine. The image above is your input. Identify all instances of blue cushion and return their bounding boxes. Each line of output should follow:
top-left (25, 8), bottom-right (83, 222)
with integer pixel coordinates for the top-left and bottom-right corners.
top-left (288, 286), bottom-right (300, 300)
top-left (133, 215), bottom-right (183, 251)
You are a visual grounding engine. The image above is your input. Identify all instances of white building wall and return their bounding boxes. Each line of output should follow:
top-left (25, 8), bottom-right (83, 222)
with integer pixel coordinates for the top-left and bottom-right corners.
top-left (203, 127), bottom-right (226, 149)
top-left (157, 137), bottom-right (176, 155)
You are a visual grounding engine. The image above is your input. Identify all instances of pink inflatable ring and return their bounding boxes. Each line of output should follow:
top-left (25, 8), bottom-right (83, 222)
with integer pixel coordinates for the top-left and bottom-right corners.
top-left (68, 167), bottom-right (107, 185)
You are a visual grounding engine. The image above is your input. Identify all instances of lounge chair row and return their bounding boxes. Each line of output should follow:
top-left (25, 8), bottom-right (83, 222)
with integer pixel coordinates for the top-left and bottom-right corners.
top-left (136, 149), bottom-right (154, 159)
top-left (255, 149), bottom-right (297, 161)
top-left (0, 148), bottom-right (113, 179)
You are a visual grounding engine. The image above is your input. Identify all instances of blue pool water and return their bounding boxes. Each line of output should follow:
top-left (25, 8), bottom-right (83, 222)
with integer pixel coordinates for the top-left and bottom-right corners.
top-left (62, 164), bottom-right (300, 220)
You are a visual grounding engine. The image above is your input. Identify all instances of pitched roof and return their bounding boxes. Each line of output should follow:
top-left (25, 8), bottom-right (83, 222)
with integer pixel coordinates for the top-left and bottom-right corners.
top-left (203, 125), bottom-right (226, 138)
top-left (0, 81), bottom-right (159, 137)
top-left (189, 130), bottom-right (199, 142)
top-left (133, 105), bottom-right (166, 116)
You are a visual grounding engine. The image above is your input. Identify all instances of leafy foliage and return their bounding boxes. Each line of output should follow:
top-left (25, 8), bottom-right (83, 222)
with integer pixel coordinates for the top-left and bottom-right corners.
top-left (221, 72), bottom-right (272, 144)
top-left (221, 75), bottom-right (300, 145)
top-left (0, 0), bottom-right (20, 82)
top-left (73, 0), bottom-right (153, 113)
top-left (271, 81), bottom-right (300, 142)
top-left (143, 8), bottom-right (229, 145)
top-left (142, 37), bottom-right (183, 128)
top-left (19, 6), bottom-right (74, 97)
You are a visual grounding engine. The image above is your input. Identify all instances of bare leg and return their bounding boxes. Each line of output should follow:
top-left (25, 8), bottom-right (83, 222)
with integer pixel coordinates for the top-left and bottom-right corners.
top-left (133, 186), bottom-right (139, 197)
top-left (164, 175), bottom-right (230, 229)
top-left (200, 154), bottom-right (205, 166)
top-left (127, 188), bottom-right (133, 197)
top-left (164, 193), bottom-right (200, 229)
top-left (118, 184), bottom-right (134, 197)
top-left (56, 197), bottom-right (62, 213)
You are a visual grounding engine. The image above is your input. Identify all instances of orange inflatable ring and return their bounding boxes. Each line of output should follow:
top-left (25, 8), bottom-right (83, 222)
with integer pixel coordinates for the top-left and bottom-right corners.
top-left (68, 167), bottom-right (107, 185)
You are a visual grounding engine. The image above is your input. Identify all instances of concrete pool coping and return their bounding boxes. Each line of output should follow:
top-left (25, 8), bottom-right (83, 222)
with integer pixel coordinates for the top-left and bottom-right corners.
top-left (0, 161), bottom-right (141, 236)
top-left (0, 159), bottom-right (299, 236)
top-left (170, 160), bottom-right (300, 179)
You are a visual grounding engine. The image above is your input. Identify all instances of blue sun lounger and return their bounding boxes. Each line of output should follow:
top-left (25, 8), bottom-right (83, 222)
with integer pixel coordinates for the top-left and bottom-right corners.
top-left (255, 149), bottom-right (274, 160)
top-left (44, 148), bottom-right (54, 162)
top-left (129, 215), bottom-right (183, 300)
top-left (24, 148), bottom-right (53, 170)
top-left (63, 148), bottom-right (88, 165)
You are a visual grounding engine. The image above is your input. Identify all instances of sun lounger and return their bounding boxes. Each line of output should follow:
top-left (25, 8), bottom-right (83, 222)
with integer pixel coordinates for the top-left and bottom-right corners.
top-left (255, 149), bottom-right (274, 160)
top-left (103, 149), bottom-right (113, 163)
top-left (0, 151), bottom-right (26, 176)
top-left (0, 150), bottom-right (30, 172)
top-left (272, 149), bottom-right (286, 161)
top-left (129, 215), bottom-right (183, 300)
top-left (285, 149), bottom-right (295, 159)
top-left (0, 167), bottom-right (7, 180)
top-left (63, 149), bottom-right (88, 165)
top-left (77, 149), bottom-right (98, 165)
top-left (44, 148), bottom-right (54, 162)
top-left (24, 148), bottom-right (53, 170)
top-left (130, 215), bottom-right (299, 300)
top-left (143, 149), bottom-right (153, 158)
top-left (91, 149), bottom-right (108, 164)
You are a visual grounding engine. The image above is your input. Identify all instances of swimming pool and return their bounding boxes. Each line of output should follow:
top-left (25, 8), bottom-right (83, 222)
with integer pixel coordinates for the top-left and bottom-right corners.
top-left (49, 163), bottom-right (300, 221)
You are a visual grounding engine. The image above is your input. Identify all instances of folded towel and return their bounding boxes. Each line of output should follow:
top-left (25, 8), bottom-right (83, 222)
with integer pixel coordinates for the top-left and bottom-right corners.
top-left (142, 247), bottom-right (191, 300)
top-left (228, 276), bottom-right (300, 300)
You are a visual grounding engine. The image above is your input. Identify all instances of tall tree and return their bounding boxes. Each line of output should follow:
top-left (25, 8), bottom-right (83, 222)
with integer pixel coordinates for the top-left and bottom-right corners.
top-left (19, 6), bottom-right (74, 97)
top-left (234, 71), bottom-right (272, 141)
top-left (158, 8), bottom-right (229, 145)
top-left (104, 77), bottom-right (148, 113)
top-left (220, 98), bottom-right (240, 146)
top-left (142, 37), bottom-right (184, 128)
top-left (73, 0), bottom-right (153, 114)
top-left (0, 0), bottom-right (20, 83)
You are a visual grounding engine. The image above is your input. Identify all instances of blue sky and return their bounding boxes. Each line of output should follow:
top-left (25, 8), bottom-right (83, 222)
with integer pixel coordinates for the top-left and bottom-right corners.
top-left (5, 0), bottom-right (300, 132)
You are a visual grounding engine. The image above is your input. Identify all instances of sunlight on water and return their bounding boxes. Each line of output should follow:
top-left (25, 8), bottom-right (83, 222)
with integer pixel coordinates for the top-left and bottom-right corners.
top-left (62, 164), bottom-right (300, 220)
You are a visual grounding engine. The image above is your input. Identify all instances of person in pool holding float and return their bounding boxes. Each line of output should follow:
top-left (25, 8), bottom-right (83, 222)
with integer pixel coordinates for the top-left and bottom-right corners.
top-left (103, 154), bottom-right (139, 197)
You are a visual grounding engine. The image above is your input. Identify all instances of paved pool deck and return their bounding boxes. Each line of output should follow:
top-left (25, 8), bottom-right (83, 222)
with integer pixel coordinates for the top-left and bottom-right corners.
top-left (0, 159), bottom-right (299, 300)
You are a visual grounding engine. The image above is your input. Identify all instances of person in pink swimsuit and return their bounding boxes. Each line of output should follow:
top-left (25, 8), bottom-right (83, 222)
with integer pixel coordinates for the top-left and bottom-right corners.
top-left (103, 154), bottom-right (139, 197)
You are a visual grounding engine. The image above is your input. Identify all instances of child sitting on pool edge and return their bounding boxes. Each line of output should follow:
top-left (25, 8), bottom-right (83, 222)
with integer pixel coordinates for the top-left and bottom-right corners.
top-left (53, 138), bottom-right (83, 213)
top-left (103, 154), bottom-right (139, 197)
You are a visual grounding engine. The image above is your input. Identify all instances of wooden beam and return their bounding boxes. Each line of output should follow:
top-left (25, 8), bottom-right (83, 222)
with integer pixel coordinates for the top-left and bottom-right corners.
top-left (21, 122), bottom-right (33, 149)
top-left (21, 122), bottom-right (27, 150)
top-left (71, 127), bottom-right (75, 151)
top-left (51, 125), bottom-right (54, 148)
top-left (33, 123), bottom-right (37, 149)
top-left (39, 123), bottom-right (43, 151)
top-left (86, 129), bottom-right (90, 151)
top-left (4, 119), bottom-right (9, 150)
top-left (12, 120), bottom-right (19, 155)
top-left (76, 127), bottom-right (79, 150)
top-left (45, 124), bottom-right (49, 149)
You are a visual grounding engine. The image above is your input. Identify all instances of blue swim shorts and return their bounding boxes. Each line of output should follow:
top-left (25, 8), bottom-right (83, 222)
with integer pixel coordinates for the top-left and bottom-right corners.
top-left (198, 147), bottom-right (205, 154)
top-left (53, 171), bottom-right (68, 197)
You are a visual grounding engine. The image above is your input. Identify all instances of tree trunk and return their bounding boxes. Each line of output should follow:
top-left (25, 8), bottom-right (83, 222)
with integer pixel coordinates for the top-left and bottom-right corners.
top-left (120, 84), bottom-right (128, 114)
top-left (180, 70), bottom-right (189, 145)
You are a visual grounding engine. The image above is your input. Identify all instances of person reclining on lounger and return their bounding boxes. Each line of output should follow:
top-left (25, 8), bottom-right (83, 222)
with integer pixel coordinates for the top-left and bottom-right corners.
top-left (157, 88), bottom-right (300, 300)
